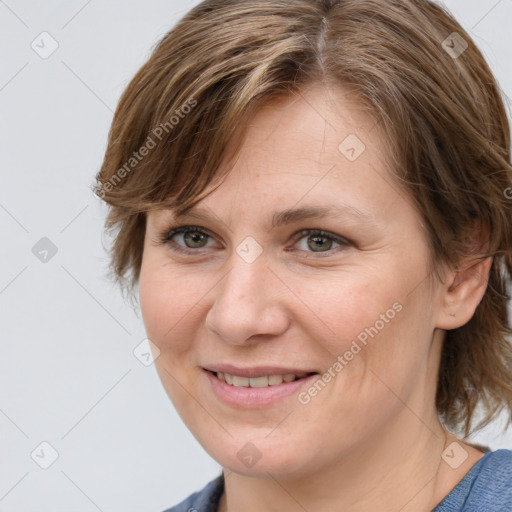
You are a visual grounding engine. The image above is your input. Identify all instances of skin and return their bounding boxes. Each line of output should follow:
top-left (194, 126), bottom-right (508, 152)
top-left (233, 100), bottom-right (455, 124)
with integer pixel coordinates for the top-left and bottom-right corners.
top-left (139, 85), bottom-right (491, 511)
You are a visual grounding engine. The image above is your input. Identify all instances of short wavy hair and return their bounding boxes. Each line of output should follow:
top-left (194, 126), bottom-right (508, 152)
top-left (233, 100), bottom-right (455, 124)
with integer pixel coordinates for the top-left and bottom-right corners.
top-left (95, 0), bottom-right (512, 436)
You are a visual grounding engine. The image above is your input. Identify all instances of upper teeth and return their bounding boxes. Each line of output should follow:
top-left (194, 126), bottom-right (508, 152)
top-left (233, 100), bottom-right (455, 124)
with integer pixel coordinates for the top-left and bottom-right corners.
top-left (217, 372), bottom-right (307, 387)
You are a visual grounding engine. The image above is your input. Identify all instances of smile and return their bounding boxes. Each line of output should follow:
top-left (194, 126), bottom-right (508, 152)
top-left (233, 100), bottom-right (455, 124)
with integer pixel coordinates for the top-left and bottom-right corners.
top-left (203, 369), bottom-right (319, 408)
top-left (216, 371), bottom-right (311, 387)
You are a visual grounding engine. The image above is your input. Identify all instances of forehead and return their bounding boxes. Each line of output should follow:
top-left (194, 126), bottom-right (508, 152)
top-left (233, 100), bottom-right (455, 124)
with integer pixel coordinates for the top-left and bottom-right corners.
top-left (151, 85), bottom-right (420, 239)
top-left (193, 86), bottom-right (400, 213)
top-left (237, 85), bottom-right (382, 160)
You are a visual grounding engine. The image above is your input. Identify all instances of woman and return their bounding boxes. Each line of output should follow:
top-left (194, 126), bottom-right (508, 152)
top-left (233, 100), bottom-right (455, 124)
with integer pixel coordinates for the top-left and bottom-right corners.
top-left (95, 0), bottom-right (512, 510)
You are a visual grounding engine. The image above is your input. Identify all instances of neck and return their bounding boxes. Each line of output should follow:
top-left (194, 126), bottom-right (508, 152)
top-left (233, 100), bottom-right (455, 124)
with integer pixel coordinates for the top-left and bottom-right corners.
top-left (219, 414), bottom-right (483, 512)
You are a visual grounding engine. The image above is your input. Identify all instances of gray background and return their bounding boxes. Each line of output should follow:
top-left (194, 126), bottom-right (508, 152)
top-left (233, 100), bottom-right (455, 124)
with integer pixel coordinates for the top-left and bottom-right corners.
top-left (0, 1), bottom-right (511, 511)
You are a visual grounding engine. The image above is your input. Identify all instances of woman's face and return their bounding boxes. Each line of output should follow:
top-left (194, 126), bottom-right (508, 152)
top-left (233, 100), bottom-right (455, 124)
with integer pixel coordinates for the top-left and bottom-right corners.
top-left (139, 86), bottom-right (447, 478)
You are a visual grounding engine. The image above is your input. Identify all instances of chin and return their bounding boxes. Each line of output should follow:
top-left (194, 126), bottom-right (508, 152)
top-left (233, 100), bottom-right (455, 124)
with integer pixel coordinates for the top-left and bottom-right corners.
top-left (198, 434), bottom-right (319, 479)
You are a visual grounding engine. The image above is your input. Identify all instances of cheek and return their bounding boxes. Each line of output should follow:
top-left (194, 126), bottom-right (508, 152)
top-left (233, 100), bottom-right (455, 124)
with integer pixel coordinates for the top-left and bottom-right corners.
top-left (295, 269), bottom-right (403, 356)
top-left (139, 252), bottom-right (208, 356)
top-left (297, 259), bottom-right (430, 390)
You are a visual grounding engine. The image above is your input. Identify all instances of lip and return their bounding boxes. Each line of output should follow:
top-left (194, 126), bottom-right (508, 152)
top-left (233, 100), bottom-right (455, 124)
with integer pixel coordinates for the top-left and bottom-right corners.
top-left (203, 369), bottom-right (319, 408)
top-left (203, 364), bottom-right (317, 378)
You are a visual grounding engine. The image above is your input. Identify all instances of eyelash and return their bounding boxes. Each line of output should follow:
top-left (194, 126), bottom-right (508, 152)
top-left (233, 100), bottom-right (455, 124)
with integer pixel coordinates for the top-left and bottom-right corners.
top-left (158, 225), bottom-right (351, 257)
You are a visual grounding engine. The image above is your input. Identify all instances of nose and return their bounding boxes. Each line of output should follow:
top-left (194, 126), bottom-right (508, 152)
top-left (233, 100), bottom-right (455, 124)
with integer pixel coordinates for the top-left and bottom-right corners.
top-left (205, 255), bottom-right (291, 346)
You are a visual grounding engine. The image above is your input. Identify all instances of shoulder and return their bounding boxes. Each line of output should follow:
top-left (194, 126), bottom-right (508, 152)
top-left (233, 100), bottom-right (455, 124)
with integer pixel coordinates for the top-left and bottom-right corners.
top-left (434, 449), bottom-right (512, 512)
top-left (463, 449), bottom-right (512, 509)
top-left (161, 473), bottom-right (224, 512)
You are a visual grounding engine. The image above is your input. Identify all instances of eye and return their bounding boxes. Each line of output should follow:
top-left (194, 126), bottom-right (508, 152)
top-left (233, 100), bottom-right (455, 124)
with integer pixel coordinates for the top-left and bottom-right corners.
top-left (161, 226), bottom-right (218, 252)
top-left (292, 229), bottom-right (349, 254)
top-left (159, 225), bottom-right (350, 256)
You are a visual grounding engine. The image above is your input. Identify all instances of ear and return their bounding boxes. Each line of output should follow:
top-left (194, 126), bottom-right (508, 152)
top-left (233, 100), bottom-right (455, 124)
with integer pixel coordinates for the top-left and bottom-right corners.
top-left (436, 223), bottom-right (493, 330)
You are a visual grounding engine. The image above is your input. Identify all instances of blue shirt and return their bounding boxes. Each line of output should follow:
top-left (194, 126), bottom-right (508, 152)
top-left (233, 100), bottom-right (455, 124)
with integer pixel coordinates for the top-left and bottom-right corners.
top-left (163, 449), bottom-right (511, 512)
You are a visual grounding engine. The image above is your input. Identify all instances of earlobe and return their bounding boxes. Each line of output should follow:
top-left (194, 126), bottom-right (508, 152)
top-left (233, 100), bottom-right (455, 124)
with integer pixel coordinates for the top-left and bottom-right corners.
top-left (436, 255), bottom-right (493, 330)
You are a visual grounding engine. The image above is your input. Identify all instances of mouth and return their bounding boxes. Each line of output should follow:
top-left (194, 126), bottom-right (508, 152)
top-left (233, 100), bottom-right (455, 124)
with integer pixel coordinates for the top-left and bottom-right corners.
top-left (202, 367), bottom-right (320, 408)
top-left (207, 370), bottom-right (317, 388)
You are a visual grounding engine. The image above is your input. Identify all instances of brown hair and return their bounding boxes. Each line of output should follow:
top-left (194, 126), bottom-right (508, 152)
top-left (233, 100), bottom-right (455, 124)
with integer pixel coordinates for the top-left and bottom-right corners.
top-left (95, 0), bottom-right (512, 436)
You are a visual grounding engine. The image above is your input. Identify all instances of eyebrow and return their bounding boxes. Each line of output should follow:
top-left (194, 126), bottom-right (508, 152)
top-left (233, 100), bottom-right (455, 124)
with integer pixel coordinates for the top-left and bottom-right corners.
top-left (269, 205), bottom-right (373, 229)
top-left (174, 203), bottom-right (375, 229)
